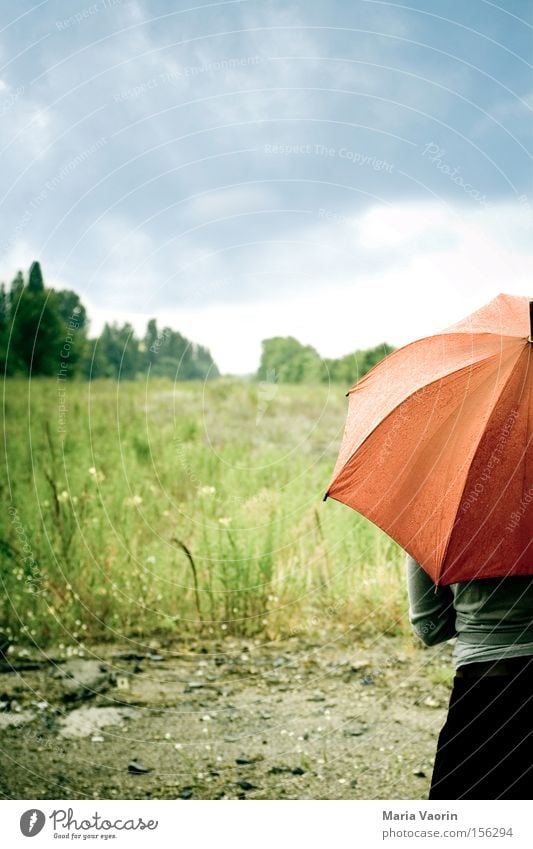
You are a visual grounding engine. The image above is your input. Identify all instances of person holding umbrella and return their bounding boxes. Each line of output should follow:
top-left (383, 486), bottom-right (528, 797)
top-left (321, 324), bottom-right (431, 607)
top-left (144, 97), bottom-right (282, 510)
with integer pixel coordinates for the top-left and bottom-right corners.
top-left (407, 553), bottom-right (533, 799)
top-left (324, 293), bottom-right (533, 800)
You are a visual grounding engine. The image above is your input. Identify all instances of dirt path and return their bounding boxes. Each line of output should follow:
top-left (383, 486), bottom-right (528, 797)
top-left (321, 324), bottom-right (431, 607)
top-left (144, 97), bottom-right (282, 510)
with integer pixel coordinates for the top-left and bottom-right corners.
top-left (0, 632), bottom-right (455, 800)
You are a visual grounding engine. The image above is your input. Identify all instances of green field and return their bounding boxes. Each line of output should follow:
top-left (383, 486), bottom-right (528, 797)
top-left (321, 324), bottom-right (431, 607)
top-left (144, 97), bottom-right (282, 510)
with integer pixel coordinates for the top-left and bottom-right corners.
top-left (1, 378), bottom-right (408, 647)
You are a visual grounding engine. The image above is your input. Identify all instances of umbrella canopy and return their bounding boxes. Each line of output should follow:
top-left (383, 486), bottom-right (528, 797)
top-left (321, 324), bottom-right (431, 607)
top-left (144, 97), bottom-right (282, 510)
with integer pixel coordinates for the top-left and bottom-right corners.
top-left (323, 293), bottom-right (533, 586)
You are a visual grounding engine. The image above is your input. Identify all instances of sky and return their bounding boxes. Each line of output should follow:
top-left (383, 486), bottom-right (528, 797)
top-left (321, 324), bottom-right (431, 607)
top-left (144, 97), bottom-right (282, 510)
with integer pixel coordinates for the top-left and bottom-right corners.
top-left (0, 0), bottom-right (531, 374)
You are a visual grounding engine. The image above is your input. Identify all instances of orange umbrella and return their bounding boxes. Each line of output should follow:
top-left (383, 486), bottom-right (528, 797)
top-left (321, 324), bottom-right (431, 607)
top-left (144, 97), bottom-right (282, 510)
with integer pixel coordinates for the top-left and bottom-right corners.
top-left (323, 293), bottom-right (533, 586)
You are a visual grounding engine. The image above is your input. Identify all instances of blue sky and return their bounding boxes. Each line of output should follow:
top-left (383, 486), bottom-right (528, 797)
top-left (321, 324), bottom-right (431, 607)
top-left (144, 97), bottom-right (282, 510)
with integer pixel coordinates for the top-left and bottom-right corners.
top-left (0, 0), bottom-right (531, 373)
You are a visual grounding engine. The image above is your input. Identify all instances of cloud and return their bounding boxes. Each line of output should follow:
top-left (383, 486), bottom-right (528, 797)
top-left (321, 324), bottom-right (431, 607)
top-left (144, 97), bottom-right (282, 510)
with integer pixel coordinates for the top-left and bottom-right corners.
top-left (1, 0), bottom-right (531, 375)
top-left (73, 199), bottom-right (532, 373)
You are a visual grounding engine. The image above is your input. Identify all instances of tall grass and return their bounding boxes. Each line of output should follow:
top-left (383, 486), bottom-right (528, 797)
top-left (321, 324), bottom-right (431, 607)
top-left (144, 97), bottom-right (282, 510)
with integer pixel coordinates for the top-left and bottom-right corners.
top-left (0, 377), bottom-right (409, 647)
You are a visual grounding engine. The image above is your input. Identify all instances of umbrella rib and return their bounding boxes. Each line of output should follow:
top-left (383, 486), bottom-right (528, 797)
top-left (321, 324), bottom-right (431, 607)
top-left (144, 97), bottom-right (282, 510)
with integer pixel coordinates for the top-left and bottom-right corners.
top-left (325, 343), bottom-right (521, 498)
top-left (344, 332), bottom-right (521, 397)
top-left (436, 344), bottom-right (530, 585)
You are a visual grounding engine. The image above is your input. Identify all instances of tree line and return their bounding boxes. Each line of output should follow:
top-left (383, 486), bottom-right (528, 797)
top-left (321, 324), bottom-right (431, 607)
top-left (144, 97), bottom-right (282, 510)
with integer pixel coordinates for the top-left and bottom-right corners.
top-left (0, 262), bottom-right (220, 380)
top-left (0, 261), bottom-right (394, 384)
top-left (256, 336), bottom-right (395, 384)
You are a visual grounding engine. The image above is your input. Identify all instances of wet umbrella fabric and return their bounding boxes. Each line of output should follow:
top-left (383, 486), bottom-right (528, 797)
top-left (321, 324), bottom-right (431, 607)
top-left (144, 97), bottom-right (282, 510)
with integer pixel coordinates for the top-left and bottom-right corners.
top-left (323, 294), bottom-right (533, 586)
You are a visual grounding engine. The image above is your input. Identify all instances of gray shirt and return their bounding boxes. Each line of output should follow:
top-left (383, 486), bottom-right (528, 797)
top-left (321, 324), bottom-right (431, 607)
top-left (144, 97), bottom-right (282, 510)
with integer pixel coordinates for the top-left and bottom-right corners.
top-left (405, 553), bottom-right (533, 669)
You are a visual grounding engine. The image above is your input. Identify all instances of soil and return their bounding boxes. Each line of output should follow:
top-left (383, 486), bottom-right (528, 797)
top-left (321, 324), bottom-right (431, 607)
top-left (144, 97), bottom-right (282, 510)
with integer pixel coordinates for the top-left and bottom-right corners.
top-left (0, 631), bottom-right (455, 800)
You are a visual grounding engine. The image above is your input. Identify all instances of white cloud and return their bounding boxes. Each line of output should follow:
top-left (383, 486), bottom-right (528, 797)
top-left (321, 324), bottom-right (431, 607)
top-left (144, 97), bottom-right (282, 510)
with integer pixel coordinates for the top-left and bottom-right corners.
top-left (80, 199), bottom-right (533, 374)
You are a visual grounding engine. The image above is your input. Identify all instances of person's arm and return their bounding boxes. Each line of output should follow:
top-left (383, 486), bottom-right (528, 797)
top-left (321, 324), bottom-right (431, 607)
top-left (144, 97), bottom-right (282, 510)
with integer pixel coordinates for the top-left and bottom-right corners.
top-left (406, 552), bottom-right (457, 646)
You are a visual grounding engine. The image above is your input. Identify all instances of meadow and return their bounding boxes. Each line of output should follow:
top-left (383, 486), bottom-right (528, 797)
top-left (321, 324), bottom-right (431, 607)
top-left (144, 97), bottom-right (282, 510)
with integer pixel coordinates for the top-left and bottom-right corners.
top-left (1, 377), bottom-right (409, 648)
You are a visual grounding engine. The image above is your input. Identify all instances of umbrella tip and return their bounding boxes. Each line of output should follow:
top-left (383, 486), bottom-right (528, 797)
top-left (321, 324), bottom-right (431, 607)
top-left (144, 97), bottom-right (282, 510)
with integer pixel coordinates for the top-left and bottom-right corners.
top-left (322, 491), bottom-right (329, 502)
top-left (529, 299), bottom-right (533, 343)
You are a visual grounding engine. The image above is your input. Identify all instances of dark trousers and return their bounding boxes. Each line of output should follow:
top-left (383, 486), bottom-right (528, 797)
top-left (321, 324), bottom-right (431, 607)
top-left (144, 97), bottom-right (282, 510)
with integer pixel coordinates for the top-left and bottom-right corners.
top-left (429, 655), bottom-right (533, 799)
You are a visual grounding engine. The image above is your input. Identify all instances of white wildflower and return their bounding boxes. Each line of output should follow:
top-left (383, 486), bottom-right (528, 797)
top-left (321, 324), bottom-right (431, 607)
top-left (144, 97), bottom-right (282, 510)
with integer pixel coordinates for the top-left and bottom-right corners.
top-left (198, 485), bottom-right (216, 496)
top-left (57, 490), bottom-right (70, 504)
top-left (218, 517), bottom-right (232, 526)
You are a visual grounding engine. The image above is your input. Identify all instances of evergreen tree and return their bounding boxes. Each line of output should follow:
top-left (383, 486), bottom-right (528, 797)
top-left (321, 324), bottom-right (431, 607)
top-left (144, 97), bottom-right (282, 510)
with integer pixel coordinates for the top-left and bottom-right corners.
top-left (11, 287), bottom-right (65, 376)
top-left (27, 261), bottom-right (44, 293)
top-left (0, 282), bottom-right (10, 375)
top-left (9, 271), bottom-right (24, 308)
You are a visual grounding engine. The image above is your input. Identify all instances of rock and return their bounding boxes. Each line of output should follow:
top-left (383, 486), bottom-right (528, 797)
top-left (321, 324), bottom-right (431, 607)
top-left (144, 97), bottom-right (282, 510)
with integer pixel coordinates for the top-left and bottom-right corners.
top-left (360, 675), bottom-right (374, 686)
top-left (350, 662), bottom-right (370, 672)
top-left (235, 754), bottom-right (264, 765)
top-left (268, 765), bottom-right (304, 775)
top-left (128, 759), bottom-right (152, 774)
top-left (343, 725), bottom-right (368, 737)
top-left (111, 652), bottom-right (146, 661)
top-left (180, 786), bottom-right (193, 799)
top-left (54, 660), bottom-right (110, 702)
top-left (184, 682), bottom-right (222, 695)
top-left (412, 768), bottom-right (426, 777)
top-left (423, 696), bottom-right (441, 708)
top-left (237, 780), bottom-right (259, 790)
top-left (58, 706), bottom-right (135, 739)
top-left (0, 710), bottom-right (34, 728)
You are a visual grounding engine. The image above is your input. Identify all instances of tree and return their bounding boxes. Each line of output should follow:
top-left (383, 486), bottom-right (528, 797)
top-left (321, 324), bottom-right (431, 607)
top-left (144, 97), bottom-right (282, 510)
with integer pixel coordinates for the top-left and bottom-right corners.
top-left (6, 264), bottom-right (91, 378)
top-left (190, 342), bottom-right (219, 379)
top-left (0, 283), bottom-right (7, 335)
top-left (9, 271), bottom-right (24, 308)
top-left (97, 322), bottom-right (139, 379)
top-left (1, 261), bottom-right (221, 381)
top-left (27, 261), bottom-right (44, 293)
top-left (10, 288), bottom-right (65, 376)
top-left (51, 288), bottom-right (88, 373)
top-left (257, 337), bottom-right (395, 385)
top-left (53, 289), bottom-right (88, 331)
top-left (79, 337), bottom-right (109, 379)
top-left (257, 336), bottom-right (322, 383)
top-left (140, 319), bottom-right (219, 380)
top-left (0, 283), bottom-right (11, 375)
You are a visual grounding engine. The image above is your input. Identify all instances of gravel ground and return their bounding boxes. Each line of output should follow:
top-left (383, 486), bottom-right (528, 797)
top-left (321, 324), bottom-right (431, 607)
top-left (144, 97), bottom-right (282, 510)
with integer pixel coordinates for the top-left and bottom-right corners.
top-left (0, 631), bottom-right (455, 800)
